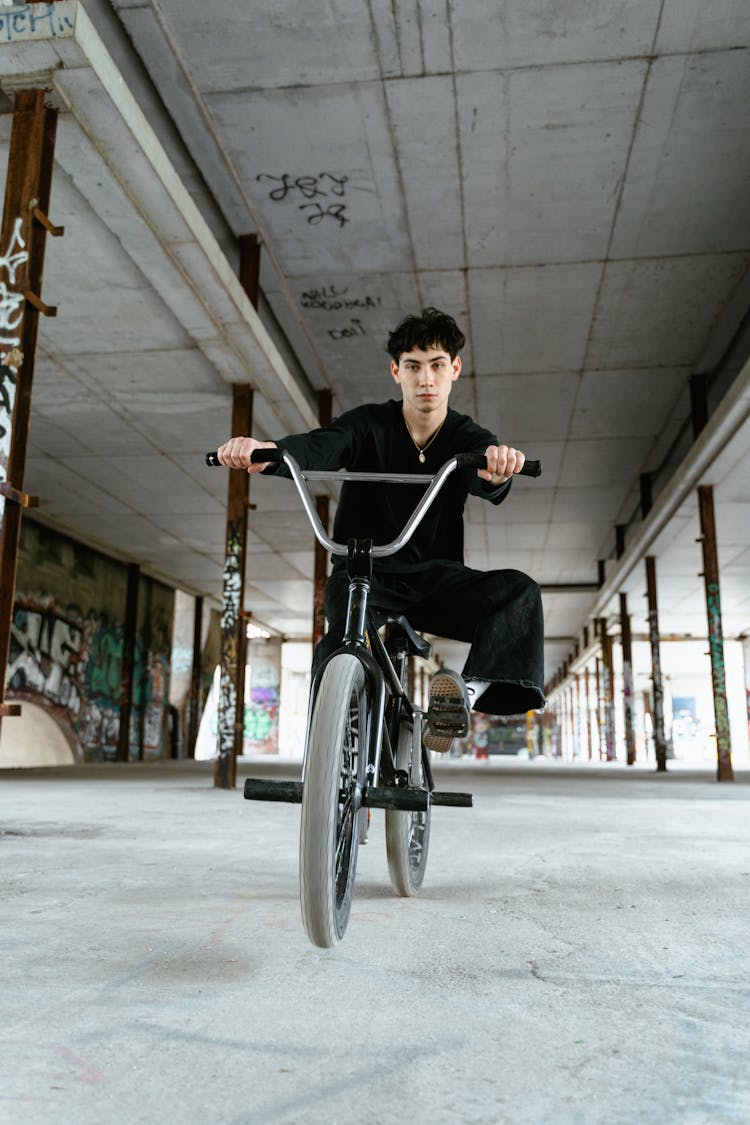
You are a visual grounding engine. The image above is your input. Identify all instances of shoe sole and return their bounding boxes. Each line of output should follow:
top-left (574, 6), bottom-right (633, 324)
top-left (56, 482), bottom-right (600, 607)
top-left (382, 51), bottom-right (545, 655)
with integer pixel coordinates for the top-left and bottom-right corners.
top-left (424, 672), bottom-right (470, 753)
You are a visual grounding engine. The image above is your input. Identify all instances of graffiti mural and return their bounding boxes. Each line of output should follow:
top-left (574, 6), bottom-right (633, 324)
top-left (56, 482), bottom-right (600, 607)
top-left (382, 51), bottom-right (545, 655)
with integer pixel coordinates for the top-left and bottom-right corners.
top-left (217, 526), bottom-right (241, 760)
top-left (0, 3), bottom-right (75, 43)
top-left (300, 283), bottom-right (381, 313)
top-left (243, 638), bottom-right (281, 755)
top-left (8, 597), bottom-right (170, 761)
top-left (8, 522), bottom-right (173, 761)
top-left (257, 172), bottom-right (350, 227)
top-left (0, 214), bottom-right (28, 537)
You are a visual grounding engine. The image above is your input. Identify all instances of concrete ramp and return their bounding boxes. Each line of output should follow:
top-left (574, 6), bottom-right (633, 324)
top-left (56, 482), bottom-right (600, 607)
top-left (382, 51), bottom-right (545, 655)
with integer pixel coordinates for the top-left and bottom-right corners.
top-left (0, 702), bottom-right (75, 768)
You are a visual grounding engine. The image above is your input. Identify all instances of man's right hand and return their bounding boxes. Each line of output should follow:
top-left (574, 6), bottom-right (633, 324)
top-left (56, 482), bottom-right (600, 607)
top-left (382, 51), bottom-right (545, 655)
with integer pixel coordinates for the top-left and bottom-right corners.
top-left (216, 437), bottom-right (278, 473)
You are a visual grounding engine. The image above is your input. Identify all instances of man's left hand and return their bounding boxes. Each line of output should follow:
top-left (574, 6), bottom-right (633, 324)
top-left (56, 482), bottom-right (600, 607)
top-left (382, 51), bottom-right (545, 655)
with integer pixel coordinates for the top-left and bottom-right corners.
top-left (479, 444), bottom-right (526, 487)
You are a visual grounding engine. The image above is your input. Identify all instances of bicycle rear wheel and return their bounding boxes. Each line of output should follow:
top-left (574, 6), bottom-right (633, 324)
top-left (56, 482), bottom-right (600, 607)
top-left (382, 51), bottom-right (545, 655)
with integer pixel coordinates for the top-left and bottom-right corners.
top-left (385, 720), bottom-right (431, 896)
top-left (300, 653), bottom-right (367, 947)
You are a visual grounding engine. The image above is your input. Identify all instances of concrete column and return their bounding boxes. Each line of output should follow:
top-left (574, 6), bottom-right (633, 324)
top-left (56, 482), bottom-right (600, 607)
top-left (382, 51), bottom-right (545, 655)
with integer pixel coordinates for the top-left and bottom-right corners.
top-left (566, 682), bottom-right (575, 760)
top-left (559, 686), bottom-right (567, 759)
top-left (595, 657), bottom-right (603, 759)
top-left (620, 593), bottom-right (636, 765)
top-left (645, 556), bottom-right (668, 772)
top-left (584, 665), bottom-right (593, 760)
top-left (597, 618), bottom-right (616, 761)
top-left (742, 635), bottom-right (750, 756)
top-left (697, 485), bottom-right (733, 781)
top-left (572, 674), bottom-right (581, 758)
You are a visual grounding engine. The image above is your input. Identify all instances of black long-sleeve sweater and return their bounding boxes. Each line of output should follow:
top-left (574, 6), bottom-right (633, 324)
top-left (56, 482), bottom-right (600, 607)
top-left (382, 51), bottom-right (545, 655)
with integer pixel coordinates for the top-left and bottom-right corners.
top-left (274, 399), bottom-right (511, 574)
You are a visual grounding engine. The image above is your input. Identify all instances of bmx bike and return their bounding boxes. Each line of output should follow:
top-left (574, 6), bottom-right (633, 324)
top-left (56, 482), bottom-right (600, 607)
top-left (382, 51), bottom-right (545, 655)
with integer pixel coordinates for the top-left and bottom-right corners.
top-left (207, 445), bottom-right (542, 947)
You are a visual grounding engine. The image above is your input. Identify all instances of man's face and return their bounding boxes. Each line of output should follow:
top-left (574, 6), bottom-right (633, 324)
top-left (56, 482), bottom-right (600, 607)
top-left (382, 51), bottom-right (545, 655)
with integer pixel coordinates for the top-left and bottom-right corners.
top-left (390, 345), bottom-right (461, 417)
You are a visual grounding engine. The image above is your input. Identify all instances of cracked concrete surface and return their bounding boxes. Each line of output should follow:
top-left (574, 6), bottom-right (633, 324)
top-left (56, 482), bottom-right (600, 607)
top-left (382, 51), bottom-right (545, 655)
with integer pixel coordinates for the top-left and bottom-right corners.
top-left (1, 760), bottom-right (749, 1124)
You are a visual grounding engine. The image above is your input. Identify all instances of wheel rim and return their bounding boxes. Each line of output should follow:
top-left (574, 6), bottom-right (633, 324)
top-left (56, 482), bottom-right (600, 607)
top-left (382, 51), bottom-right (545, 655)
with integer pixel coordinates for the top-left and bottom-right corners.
top-left (334, 689), bottom-right (363, 916)
top-left (408, 809), bottom-right (428, 873)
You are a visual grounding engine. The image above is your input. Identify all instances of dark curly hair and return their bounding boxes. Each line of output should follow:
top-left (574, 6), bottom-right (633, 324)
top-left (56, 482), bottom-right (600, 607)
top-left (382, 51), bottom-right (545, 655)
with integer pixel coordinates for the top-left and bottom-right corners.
top-left (386, 306), bottom-right (466, 362)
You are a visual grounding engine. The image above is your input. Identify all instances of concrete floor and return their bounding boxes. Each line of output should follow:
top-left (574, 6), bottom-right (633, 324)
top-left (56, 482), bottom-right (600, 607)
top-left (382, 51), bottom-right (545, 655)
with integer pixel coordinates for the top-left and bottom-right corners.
top-left (2, 759), bottom-right (749, 1125)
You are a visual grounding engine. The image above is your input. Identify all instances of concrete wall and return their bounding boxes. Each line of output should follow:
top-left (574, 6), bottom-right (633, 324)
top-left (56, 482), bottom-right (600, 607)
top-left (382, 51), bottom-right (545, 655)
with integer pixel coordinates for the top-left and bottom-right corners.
top-left (7, 518), bottom-right (174, 761)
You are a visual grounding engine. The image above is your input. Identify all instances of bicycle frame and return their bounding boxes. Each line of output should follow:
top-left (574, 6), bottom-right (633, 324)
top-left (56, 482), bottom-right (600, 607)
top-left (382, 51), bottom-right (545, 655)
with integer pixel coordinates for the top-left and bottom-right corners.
top-left (276, 449), bottom-right (472, 793)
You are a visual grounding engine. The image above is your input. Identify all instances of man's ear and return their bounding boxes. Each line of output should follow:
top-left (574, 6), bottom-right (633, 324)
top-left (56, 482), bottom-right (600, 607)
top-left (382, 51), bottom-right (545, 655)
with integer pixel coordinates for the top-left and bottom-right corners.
top-left (390, 360), bottom-right (401, 385)
top-left (451, 355), bottom-right (462, 382)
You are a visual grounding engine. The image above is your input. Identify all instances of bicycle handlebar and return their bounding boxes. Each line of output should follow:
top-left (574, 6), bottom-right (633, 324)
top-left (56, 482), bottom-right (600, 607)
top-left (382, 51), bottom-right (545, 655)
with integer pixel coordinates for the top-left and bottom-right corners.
top-left (205, 447), bottom-right (542, 477)
top-left (205, 446), bottom-right (542, 557)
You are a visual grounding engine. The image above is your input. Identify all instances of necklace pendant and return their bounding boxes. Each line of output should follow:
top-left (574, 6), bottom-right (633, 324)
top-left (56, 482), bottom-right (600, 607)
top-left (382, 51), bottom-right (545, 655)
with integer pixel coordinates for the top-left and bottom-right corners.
top-left (418, 451), bottom-right (426, 463)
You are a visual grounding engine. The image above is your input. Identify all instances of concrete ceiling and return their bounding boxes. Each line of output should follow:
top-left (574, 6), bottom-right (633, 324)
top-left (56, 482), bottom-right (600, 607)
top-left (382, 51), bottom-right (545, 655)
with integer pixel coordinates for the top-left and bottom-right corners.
top-left (2, 0), bottom-right (749, 680)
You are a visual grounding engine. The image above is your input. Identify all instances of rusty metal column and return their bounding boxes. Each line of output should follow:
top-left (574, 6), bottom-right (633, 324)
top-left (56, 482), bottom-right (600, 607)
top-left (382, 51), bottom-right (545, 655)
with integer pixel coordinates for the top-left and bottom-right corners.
top-left (572, 674), bottom-right (581, 758)
top-left (187, 595), bottom-right (203, 757)
top-left (312, 390), bottom-right (332, 650)
top-left (645, 556), bottom-right (668, 773)
top-left (697, 485), bottom-right (733, 781)
top-left (584, 665), bottom-right (593, 760)
top-left (742, 635), bottom-right (750, 757)
top-left (565, 683), bottom-right (574, 760)
top-left (0, 89), bottom-right (62, 733)
top-left (215, 235), bottom-right (260, 789)
top-left (597, 617), bottom-right (616, 761)
top-left (620, 593), bottom-right (636, 765)
top-left (558, 690), bottom-right (566, 758)
top-left (554, 695), bottom-right (563, 757)
top-left (595, 656), bottom-right (603, 759)
top-left (215, 385), bottom-right (253, 789)
top-left (116, 563), bottom-right (140, 762)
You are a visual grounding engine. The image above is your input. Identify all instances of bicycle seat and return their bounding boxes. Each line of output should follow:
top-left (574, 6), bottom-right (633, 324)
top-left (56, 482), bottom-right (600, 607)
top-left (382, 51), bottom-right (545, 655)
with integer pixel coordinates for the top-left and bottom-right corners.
top-left (384, 615), bottom-right (431, 659)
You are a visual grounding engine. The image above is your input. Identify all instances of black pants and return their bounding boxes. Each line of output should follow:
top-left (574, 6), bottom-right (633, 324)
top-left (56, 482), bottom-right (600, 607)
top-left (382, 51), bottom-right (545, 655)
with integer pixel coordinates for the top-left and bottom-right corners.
top-left (314, 561), bottom-right (546, 716)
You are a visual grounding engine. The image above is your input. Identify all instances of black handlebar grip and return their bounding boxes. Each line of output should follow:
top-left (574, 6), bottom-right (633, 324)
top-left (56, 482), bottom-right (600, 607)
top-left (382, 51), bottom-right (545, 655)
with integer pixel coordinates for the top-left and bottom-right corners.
top-left (205, 448), bottom-right (284, 467)
top-left (455, 452), bottom-right (543, 478)
top-left (250, 447), bottom-right (283, 464)
top-left (455, 451), bottom-right (488, 470)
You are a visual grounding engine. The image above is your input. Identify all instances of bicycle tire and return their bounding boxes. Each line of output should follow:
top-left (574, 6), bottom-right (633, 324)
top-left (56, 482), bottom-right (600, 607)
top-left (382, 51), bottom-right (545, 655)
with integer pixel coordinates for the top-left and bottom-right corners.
top-left (299, 653), bottom-right (367, 947)
top-left (385, 720), bottom-right (431, 896)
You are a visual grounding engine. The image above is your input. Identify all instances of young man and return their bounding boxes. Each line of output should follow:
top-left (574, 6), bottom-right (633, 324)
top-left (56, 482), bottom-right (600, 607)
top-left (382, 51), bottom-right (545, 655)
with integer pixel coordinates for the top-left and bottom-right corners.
top-left (218, 307), bottom-right (545, 750)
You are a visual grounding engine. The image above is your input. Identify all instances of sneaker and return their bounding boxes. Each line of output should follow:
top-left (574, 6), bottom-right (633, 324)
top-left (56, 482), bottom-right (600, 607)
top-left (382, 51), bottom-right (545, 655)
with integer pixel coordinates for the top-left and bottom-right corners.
top-left (423, 669), bottom-right (471, 753)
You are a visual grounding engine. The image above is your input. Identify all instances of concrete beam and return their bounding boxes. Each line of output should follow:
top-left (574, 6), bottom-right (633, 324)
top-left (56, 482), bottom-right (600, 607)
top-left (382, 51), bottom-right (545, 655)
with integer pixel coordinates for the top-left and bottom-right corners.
top-left (0, 1), bottom-right (318, 438)
top-left (589, 355), bottom-right (750, 620)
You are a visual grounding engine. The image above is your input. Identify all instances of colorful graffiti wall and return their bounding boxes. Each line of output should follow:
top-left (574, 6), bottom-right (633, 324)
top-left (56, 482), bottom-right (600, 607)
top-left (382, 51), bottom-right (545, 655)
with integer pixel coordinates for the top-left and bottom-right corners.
top-left (244, 638), bottom-right (281, 755)
top-left (7, 520), bottom-right (174, 761)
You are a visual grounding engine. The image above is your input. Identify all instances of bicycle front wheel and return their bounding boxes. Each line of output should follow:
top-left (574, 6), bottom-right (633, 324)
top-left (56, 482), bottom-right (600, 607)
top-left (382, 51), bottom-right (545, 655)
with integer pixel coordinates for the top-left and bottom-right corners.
top-left (300, 653), bottom-right (367, 947)
top-left (385, 720), bottom-right (431, 896)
